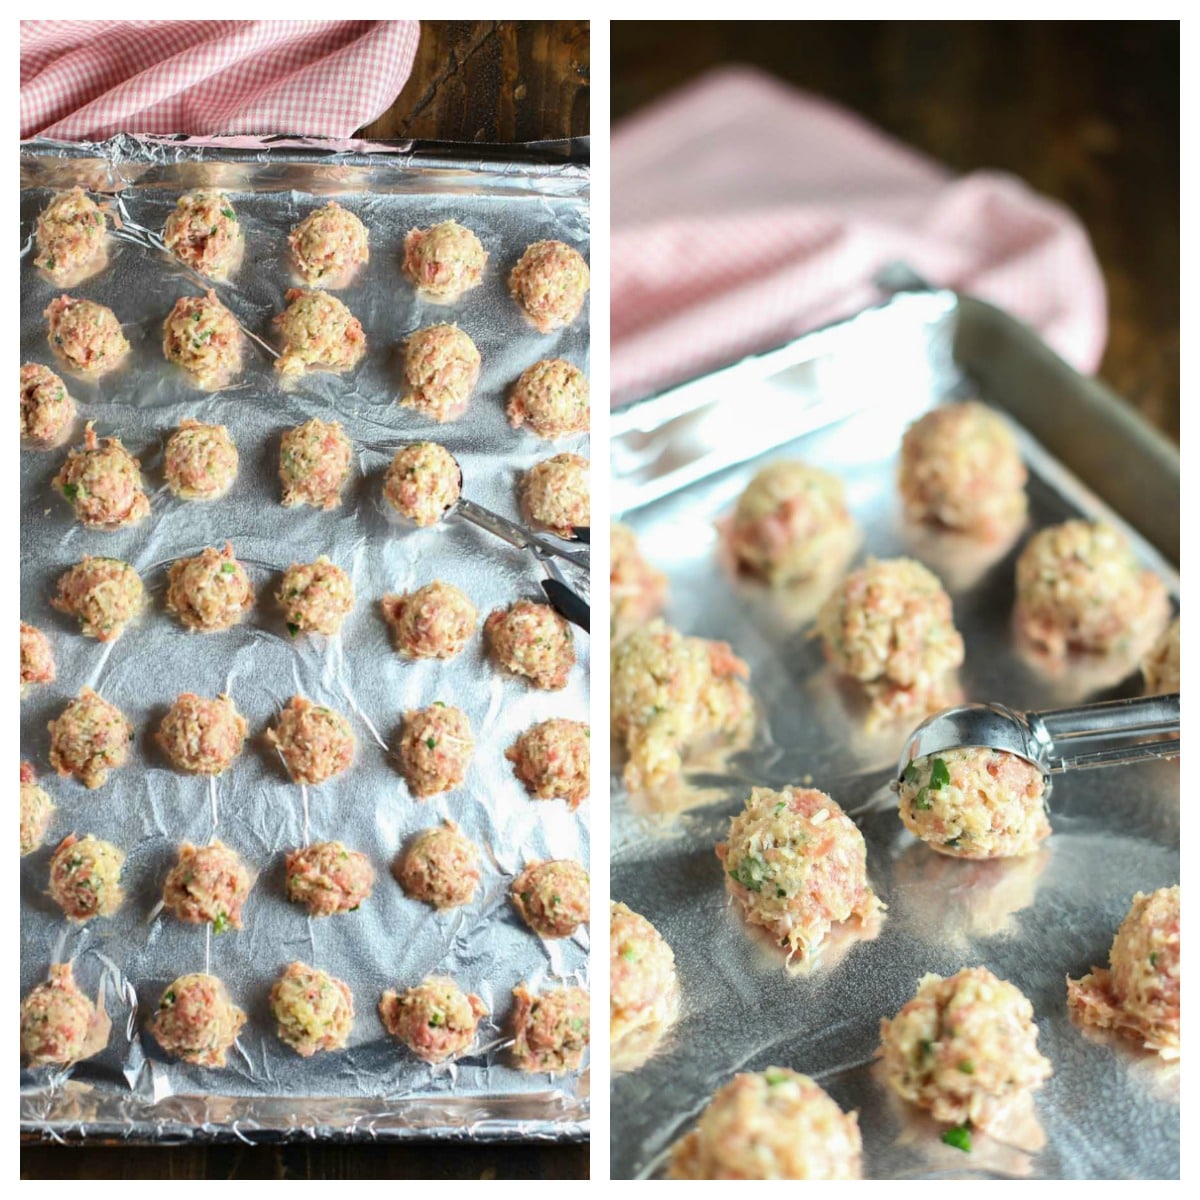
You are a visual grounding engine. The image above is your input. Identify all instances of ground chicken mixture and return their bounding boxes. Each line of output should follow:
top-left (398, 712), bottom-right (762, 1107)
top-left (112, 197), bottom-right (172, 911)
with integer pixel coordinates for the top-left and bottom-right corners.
top-left (53, 425), bottom-right (150, 531)
top-left (396, 703), bottom-right (473, 797)
top-left (403, 219), bottom-right (488, 301)
top-left (277, 556), bottom-right (354, 637)
top-left (270, 961), bottom-right (355, 1057)
top-left (164, 419), bottom-right (239, 500)
top-left (718, 786), bottom-right (880, 961)
top-left (165, 542), bottom-right (254, 632)
top-left (162, 291), bottom-right (243, 389)
top-left (669, 1068), bottom-right (862, 1180)
top-left (279, 418), bottom-right (353, 510)
top-left (401, 324), bottom-right (482, 422)
top-left (610, 901), bottom-right (679, 1045)
top-left (162, 840), bottom-right (252, 931)
top-left (395, 820), bottom-right (481, 909)
top-left (380, 581), bottom-right (477, 659)
top-left (48, 687), bottom-right (133, 789)
top-left (20, 621), bottom-right (56, 692)
top-left (485, 599), bottom-right (576, 690)
top-left (505, 718), bottom-right (591, 809)
top-left (21, 963), bottom-right (103, 1067)
top-left (20, 763), bottom-right (55, 856)
top-left (267, 696), bottom-right (356, 786)
top-left (288, 201), bottom-right (369, 286)
top-left (163, 190), bottom-right (242, 278)
top-left (1143, 616), bottom-right (1180, 695)
top-left (1067, 885), bottom-right (1180, 1059)
top-left (898, 747), bottom-right (1051, 860)
top-left (383, 441), bottom-right (461, 526)
top-left (35, 188), bottom-right (107, 282)
top-left (285, 840), bottom-right (375, 917)
top-left (1014, 520), bottom-right (1170, 656)
top-left (611, 619), bottom-right (752, 791)
top-left (880, 966), bottom-right (1053, 1129)
top-left (52, 556), bottom-right (146, 642)
top-left (379, 977), bottom-right (488, 1064)
top-left (506, 359), bottom-right (590, 440)
top-left (509, 240), bottom-right (590, 332)
top-left (48, 833), bottom-right (125, 923)
top-left (20, 363), bottom-right (75, 445)
top-left (511, 859), bottom-right (590, 939)
top-left (274, 288), bottom-right (366, 378)
top-left (45, 295), bottom-right (129, 376)
top-left (148, 972), bottom-right (246, 1067)
top-left (610, 522), bottom-right (668, 634)
top-left (521, 454), bottom-right (590, 538)
top-left (511, 982), bottom-right (589, 1073)
top-left (156, 693), bottom-right (247, 775)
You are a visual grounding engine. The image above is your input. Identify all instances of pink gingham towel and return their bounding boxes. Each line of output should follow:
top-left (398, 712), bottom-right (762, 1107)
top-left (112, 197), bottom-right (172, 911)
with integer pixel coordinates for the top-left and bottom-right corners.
top-left (612, 66), bottom-right (1107, 406)
top-left (21, 20), bottom-right (419, 141)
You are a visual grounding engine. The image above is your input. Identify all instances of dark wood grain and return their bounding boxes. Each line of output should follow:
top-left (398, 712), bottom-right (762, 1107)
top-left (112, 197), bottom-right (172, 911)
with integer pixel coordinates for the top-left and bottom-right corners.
top-left (612, 20), bottom-right (1179, 441)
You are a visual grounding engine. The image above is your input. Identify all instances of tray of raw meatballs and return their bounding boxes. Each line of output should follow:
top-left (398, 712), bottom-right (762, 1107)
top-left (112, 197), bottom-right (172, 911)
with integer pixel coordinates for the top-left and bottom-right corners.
top-left (608, 290), bottom-right (1179, 1179)
top-left (19, 134), bottom-right (591, 1144)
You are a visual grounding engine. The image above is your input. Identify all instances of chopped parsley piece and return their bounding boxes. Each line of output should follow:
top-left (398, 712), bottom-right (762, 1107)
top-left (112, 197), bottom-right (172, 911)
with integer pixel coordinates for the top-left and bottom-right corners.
top-left (903, 761), bottom-right (920, 785)
top-left (212, 912), bottom-right (230, 934)
top-left (1150, 952), bottom-right (1159, 967)
top-left (941, 1124), bottom-right (971, 1152)
top-left (728, 854), bottom-right (769, 893)
top-left (163, 991), bottom-right (176, 1005)
top-left (220, 562), bottom-right (237, 574)
top-left (60, 483), bottom-right (78, 502)
top-left (426, 736), bottom-right (437, 750)
top-left (286, 622), bottom-right (300, 636)
top-left (929, 757), bottom-right (951, 790)
top-left (914, 787), bottom-right (933, 811)
top-left (621, 947), bottom-right (638, 962)
top-left (221, 208), bottom-right (236, 220)
top-left (957, 1059), bottom-right (975, 1074)
top-left (764, 1069), bottom-right (790, 1085)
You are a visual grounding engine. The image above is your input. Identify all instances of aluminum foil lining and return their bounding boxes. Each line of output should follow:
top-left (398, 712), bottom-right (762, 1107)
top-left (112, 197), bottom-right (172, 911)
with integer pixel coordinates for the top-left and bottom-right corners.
top-left (609, 294), bottom-right (1179, 1179)
top-left (21, 135), bottom-right (590, 1144)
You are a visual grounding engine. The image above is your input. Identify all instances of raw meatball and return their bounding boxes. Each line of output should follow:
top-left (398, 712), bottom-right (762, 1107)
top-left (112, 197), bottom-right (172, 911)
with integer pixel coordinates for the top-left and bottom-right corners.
top-left (395, 820), bottom-right (480, 909)
top-left (53, 425), bottom-right (150, 530)
top-left (267, 697), bottom-right (356, 786)
top-left (156, 692), bottom-right (247, 776)
top-left (380, 581), bottom-right (477, 660)
top-left (1067, 885), bottom-right (1180, 1058)
top-left (511, 859), bottom-right (590, 939)
top-left (285, 841), bottom-right (375, 917)
top-left (521, 453), bottom-right (590, 538)
top-left (668, 1068), bottom-right (862, 1180)
top-left (509, 240), bottom-right (590, 332)
top-left (269, 961), bottom-right (354, 1057)
top-left (20, 621), bottom-right (56, 691)
top-left (147, 973), bottom-right (246, 1067)
top-left (611, 619), bottom-right (752, 791)
top-left (274, 288), bottom-right (366, 378)
top-left (288, 201), bottom-right (369, 285)
top-left (279, 418), bottom-right (352, 510)
top-left (817, 557), bottom-right (964, 724)
top-left (165, 542), bottom-right (254, 633)
top-left (48, 688), bottom-right (133, 789)
top-left (396, 703), bottom-right (473, 798)
top-left (52, 556), bottom-right (145, 642)
top-left (44, 296), bottom-right (129, 376)
top-left (162, 840), bottom-right (252, 931)
top-left (400, 324), bottom-right (481, 422)
top-left (48, 833), bottom-right (125, 923)
top-left (610, 901), bottom-right (678, 1044)
top-left (898, 748), bottom-right (1051, 860)
top-left (610, 522), bottom-right (668, 633)
top-left (510, 983), bottom-right (590, 1073)
top-left (730, 460), bottom-right (855, 585)
top-left (20, 963), bottom-right (101, 1067)
top-left (163, 419), bottom-right (239, 501)
top-left (506, 359), bottom-right (590, 439)
top-left (277, 556), bottom-right (354, 636)
top-left (1014, 520), bottom-right (1169, 656)
top-left (34, 188), bottom-right (106, 281)
top-left (20, 363), bottom-right (75, 445)
top-left (717, 786), bottom-right (880, 961)
top-left (403, 219), bottom-right (487, 300)
top-left (1143, 616), bottom-right (1180, 695)
top-left (899, 401), bottom-right (1028, 536)
top-left (379, 977), bottom-right (488, 1064)
top-left (163, 190), bottom-right (242, 278)
top-left (382, 441), bottom-right (461, 526)
top-left (505, 718), bottom-right (590, 809)
top-left (879, 967), bottom-right (1053, 1129)
top-left (162, 291), bottom-right (243, 389)
top-left (20, 763), bottom-right (55, 856)
top-left (485, 599), bottom-right (576, 690)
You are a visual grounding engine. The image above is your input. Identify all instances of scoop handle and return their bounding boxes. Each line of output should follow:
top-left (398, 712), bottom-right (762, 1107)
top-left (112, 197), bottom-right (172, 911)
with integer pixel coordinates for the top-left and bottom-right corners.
top-left (1031, 693), bottom-right (1180, 774)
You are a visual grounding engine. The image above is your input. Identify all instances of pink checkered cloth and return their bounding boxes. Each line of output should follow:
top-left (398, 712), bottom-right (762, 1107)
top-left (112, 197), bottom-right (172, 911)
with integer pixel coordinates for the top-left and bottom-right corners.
top-left (612, 66), bottom-right (1107, 406)
top-left (21, 20), bottom-right (419, 141)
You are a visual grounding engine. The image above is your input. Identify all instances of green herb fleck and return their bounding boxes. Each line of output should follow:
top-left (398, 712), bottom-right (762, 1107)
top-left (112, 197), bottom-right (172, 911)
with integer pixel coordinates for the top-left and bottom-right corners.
top-left (60, 483), bottom-right (78, 502)
top-left (1150, 952), bottom-right (1159, 967)
top-left (764, 1069), bottom-right (790, 1086)
top-left (941, 1124), bottom-right (971, 1152)
top-left (957, 1060), bottom-right (975, 1075)
top-left (930, 757), bottom-right (951, 790)
top-left (163, 990), bottom-right (176, 1005)
top-left (621, 947), bottom-right (637, 962)
top-left (903, 761), bottom-right (920, 785)
top-left (221, 208), bottom-right (235, 220)
top-left (914, 787), bottom-right (933, 811)
top-left (728, 854), bottom-right (769, 893)
top-left (220, 562), bottom-right (237, 574)
top-left (286, 622), bottom-right (300, 637)
top-left (426, 736), bottom-right (437, 750)
top-left (212, 912), bottom-right (230, 934)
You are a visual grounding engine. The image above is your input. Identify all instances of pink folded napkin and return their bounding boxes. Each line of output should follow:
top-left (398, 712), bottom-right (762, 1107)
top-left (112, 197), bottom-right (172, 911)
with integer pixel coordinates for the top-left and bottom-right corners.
top-left (612, 66), bottom-right (1107, 406)
top-left (21, 20), bottom-right (419, 141)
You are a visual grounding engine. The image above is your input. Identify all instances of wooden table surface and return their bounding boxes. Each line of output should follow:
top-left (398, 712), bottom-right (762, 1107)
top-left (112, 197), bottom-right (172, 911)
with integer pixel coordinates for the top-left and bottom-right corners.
top-left (613, 20), bottom-right (1179, 442)
top-left (21, 19), bottom-right (589, 1184)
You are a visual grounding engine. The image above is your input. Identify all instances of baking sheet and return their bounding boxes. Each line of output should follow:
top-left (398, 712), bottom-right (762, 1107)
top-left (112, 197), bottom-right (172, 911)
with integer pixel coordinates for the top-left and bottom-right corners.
top-left (20, 135), bottom-right (590, 1143)
top-left (609, 293), bottom-right (1179, 1179)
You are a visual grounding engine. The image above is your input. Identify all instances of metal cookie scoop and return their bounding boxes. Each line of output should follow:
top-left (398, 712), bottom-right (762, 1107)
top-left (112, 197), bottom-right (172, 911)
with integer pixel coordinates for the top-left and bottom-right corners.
top-left (898, 693), bottom-right (1180, 795)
